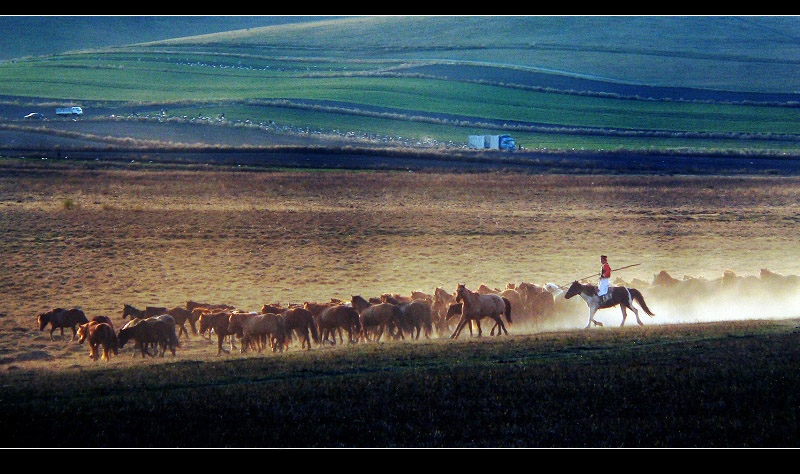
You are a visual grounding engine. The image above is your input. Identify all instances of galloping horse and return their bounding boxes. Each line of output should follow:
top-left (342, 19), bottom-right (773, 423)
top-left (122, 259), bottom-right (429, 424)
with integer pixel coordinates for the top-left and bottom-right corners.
top-left (451, 284), bottom-right (512, 339)
top-left (564, 281), bottom-right (655, 329)
top-left (351, 295), bottom-right (403, 342)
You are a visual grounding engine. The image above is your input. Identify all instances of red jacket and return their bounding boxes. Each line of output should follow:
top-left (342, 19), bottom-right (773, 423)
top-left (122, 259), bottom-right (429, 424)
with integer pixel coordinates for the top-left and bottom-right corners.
top-left (601, 263), bottom-right (611, 279)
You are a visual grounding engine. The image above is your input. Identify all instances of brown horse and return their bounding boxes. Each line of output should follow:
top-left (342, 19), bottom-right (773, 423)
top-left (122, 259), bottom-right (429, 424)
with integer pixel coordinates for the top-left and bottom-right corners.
top-left (164, 307), bottom-right (195, 339)
top-left (431, 287), bottom-right (456, 336)
top-left (198, 311), bottom-right (236, 355)
top-left (281, 307), bottom-right (320, 350)
top-left (121, 304), bottom-right (167, 321)
top-left (261, 303), bottom-right (286, 315)
top-left (186, 301), bottom-right (235, 312)
top-left (117, 317), bottom-right (177, 358)
top-left (147, 314), bottom-right (181, 355)
top-left (302, 301), bottom-right (337, 318)
top-left (517, 282), bottom-right (556, 323)
top-left (444, 302), bottom-right (489, 337)
top-left (411, 291), bottom-right (433, 304)
top-left (315, 304), bottom-right (361, 345)
top-left (381, 295), bottom-right (433, 339)
top-left (77, 321), bottom-right (118, 361)
top-left (564, 281), bottom-right (655, 328)
top-left (451, 284), bottom-right (512, 339)
top-left (38, 308), bottom-right (89, 341)
top-left (228, 312), bottom-right (286, 353)
top-left (352, 296), bottom-right (403, 342)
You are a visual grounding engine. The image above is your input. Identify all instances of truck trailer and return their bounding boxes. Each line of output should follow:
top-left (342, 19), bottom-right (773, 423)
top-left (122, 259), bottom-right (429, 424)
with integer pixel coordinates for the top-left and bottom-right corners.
top-left (468, 134), bottom-right (516, 151)
top-left (55, 106), bottom-right (83, 116)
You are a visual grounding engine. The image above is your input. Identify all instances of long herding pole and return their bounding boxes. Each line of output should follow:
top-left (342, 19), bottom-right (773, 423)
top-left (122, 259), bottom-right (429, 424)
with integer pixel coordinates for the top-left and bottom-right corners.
top-left (559, 263), bottom-right (641, 289)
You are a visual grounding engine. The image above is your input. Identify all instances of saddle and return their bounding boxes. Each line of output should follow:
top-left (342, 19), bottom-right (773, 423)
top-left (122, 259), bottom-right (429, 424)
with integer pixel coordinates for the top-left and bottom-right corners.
top-left (597, 287), bottom-right (614, 306)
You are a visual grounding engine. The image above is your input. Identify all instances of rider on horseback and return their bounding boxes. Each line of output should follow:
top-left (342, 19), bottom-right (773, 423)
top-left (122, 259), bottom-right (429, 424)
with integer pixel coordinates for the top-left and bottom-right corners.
top-left (598, 255), bottom-right (612, 304)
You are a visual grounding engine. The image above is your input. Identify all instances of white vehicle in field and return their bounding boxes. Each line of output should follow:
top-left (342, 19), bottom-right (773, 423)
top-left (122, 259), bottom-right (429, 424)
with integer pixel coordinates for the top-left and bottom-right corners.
top-left (55, 106), bottom-right (83, 116)
top-left (23, 112), bottom-right (44, 120)
top-left (468, 134), bottom-right (516, 151)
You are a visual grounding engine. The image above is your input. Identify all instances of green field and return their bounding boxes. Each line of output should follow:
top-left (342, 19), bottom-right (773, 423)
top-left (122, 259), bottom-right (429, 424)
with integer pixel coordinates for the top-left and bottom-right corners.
top-left (2, 16), bottom-right (800, 155)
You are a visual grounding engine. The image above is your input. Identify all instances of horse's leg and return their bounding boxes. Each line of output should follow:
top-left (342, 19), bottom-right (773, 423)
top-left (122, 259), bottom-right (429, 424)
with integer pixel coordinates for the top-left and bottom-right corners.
top-left (620, 305), bottom-right (628, 327)
top-left (71, 326), bottom-right (78, 341)
top-left (585, 306), bottom-right (598, 329)
top-left (142, 342), bottom-right (155, 358)
top-left (496, 315), bottom-right (508, 335)
top-left (490, 317), bottom-right (505, 336)
top-left (475, 319), bottom-right (482, 337)
top-left (630, 304), bottom-right (643, 326)
top-left (218, 334), bottom-right (229, 354)
top-left (450, 317), bottom-right (466, 339)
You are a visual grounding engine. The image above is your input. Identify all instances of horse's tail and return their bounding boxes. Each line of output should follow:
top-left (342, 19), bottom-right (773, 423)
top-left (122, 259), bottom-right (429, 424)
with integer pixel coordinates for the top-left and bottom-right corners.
top-left (629, 288), bottom-right (655, 316)
top-left (309, 318), bottom-right (320, 344)
top-left (502, 297), bottom-right (512, 324)
top-left (170, 327), bottom-right (181, 349)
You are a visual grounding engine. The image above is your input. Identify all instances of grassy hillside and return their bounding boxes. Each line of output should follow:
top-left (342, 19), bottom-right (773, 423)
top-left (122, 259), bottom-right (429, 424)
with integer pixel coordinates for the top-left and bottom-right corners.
top-left (2, 16), bottom-right (800, 157)
top-left (0, 16), bottom-right (332, 61)
top-left (150, 16), bottom-right (800, 93)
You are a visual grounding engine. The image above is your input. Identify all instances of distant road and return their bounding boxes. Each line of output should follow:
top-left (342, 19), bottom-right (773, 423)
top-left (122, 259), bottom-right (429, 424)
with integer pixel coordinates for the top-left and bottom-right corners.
top-left (3, 146), bottom-right (800, 176)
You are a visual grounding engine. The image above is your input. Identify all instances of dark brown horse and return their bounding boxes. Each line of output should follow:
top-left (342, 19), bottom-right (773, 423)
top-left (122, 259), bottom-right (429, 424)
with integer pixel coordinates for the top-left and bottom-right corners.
top-left (564, 281), bottom-right (655, 328)
top-left (281, 307), bottom-right (320, 350)
top-left (451, 284), bottom-right (512, 339)
top-left (351, 295), bottom-right (403, 342)
top-left (121, 304), bottom-right (167, 321)
top-left (38, 308), bottom-right (89, 341)
top-left (117, 317), bottom-right (177, 358)
top-left (381, 295), bottom-right (433, 339)
top-left (315, 304), bottom-right (361, 345)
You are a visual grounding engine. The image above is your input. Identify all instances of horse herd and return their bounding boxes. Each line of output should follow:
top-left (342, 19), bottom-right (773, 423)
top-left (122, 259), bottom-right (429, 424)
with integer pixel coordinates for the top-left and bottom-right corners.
top-left (34, 268), bottom-right (800, 363)
top-left (35, 280), bottom-right (573, 362)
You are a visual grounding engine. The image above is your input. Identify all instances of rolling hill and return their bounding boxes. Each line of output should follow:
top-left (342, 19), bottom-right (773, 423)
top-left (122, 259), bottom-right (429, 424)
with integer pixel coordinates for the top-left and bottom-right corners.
top-left (1, 16), bottom-right (800, 160)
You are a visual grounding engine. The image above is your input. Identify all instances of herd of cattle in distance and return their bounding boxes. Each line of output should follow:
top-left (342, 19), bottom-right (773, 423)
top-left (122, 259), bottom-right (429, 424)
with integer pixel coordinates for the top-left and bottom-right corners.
top-left (35, 281), bottom-right (561, 362)
top-left (35, 267), bottom-right (800, 362)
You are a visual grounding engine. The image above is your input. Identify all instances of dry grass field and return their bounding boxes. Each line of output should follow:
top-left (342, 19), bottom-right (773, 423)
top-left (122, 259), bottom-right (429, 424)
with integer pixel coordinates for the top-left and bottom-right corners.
top-left (3, 159), bottom-right (800, 446)
top-left (3, 160), bottom-right (800, 370)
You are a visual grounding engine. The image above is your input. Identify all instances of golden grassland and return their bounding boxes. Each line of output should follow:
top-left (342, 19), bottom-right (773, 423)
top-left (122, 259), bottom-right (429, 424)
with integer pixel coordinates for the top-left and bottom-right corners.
top-left (3, 161), bottom-right (800, 447)
top-left (2, 161), bottom-right (800, 371)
